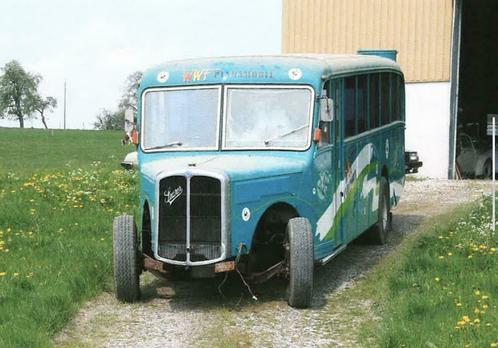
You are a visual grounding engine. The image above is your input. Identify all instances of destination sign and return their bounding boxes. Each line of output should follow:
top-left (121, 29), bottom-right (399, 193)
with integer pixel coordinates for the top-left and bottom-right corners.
top-left (183, 69), bottom-right (274, 82)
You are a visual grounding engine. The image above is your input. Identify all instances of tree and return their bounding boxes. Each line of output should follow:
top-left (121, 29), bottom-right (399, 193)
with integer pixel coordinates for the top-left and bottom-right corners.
top-left (34, 96), bottom-right (57, 129)
top-left (93, 108), bottom-right (124, 130)
top-left (94, 71), bottom-right (142, 131)
top-left (0, 60), bottom-right (41, 128)
top-left (118, 71), bottom-right (142, 111)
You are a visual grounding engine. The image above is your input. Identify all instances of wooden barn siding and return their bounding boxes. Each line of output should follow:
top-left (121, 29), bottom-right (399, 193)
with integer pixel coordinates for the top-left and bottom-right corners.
top-left (282, 0), bottom-right (454, 82)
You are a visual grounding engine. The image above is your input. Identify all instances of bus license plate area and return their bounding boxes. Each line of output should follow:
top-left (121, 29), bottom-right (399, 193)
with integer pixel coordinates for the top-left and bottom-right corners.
top-left (214, 260), bottom-right (235, 273)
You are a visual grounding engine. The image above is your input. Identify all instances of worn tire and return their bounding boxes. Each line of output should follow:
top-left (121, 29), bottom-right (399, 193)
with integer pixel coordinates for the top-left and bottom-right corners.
top-left (367, 177), bottom-right (391, 244)
top-left (113, 215), bottom-right (141, 302)
top-left (483, 159), bottom-right (493, 179)
top-left (286, 217), bottom-right (314, 308)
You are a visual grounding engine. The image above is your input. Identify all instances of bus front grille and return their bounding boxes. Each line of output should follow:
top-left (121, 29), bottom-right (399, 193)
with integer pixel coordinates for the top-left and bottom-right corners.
top-left (157, 174), bottom-right (222, 263)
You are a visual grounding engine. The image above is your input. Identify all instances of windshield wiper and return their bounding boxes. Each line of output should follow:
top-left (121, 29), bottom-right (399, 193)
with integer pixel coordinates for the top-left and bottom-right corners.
top-left (264, 124), bottom-right (309, 145)
top-left (147, 141), bottom-right (183, 151)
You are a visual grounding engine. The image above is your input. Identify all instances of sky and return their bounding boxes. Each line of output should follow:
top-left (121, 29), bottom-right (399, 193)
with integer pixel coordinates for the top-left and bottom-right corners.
top-left (0, 0), bottom-right (282, 129)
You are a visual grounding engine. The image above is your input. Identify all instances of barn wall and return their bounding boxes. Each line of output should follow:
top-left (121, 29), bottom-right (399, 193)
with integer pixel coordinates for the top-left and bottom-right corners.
top-left (282, 0), bottom-right (454, 82)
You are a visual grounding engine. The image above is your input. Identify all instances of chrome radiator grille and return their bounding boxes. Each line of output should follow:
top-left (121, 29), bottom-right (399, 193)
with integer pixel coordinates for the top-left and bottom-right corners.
top-left (158, 174), bottom-right (222, 263)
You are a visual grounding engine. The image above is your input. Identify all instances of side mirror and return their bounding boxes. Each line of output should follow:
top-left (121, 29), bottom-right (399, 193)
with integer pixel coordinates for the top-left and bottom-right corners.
top-left (320, 98), bottom-right (334, 122)
top-left (124, 108), bottom-right (135, 133)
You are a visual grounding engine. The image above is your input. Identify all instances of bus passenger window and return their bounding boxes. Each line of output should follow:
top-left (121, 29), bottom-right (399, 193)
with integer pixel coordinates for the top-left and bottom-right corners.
top-left (318, 86), bottom-right (331, 146)
top-left (369, 74), bottom-right (379, 129)
top-left (344, 77), bottom-right (356, 137)
top-left (381, 73), bottom-right (391, 125)
top-left (392, 74), bottom-right (400, 122)
top-left (357, 75), bottom-right (368, 133)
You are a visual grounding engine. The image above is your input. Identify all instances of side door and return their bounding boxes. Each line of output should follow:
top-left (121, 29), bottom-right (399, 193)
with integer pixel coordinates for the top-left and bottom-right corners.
top-left (313, 79), bottom-right (345, 257)
top-left (331, 79), bottom-right (345, 247)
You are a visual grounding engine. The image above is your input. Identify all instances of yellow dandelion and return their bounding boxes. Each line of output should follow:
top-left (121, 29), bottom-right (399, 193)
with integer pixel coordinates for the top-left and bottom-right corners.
top-left (447, 252), bottom-right (453, 256)
top-left (482, 295), bottom-right (489, 300)
top-left (13, 272), bottom-right (19, 277)
top-left (474, 318), bottom-right (480, 324)
top-left (475, 308), bottom-right (481, 314)
top-left (435, 277), bottom-right (440, 282)
top-left (456, 303), bottom-right (462, 307)
top-left (0, 272), bottom-right (6, 276)
top-left (457, 320), bottom-right (466, 326)
top-left (491, 247), bottom-right (497, 252)
top-left (438, 256), bottom-right (445, 260)
top-left (463, 316), bottom-right (470, 323)
top-left (475, 290), bottom-right (481, 296)
top-left (468, 255), bottom-right (473, 259)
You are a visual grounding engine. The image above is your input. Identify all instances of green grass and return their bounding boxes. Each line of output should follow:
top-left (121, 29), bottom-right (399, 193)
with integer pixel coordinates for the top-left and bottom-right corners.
top-left (0, 128), bottom-right (129, 174)
top-left (358, 201), bottom-right (498, 347)
top-left (0, 128), bottom-right (138, 347)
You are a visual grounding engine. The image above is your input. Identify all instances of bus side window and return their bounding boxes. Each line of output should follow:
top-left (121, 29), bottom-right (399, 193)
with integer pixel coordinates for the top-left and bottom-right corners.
top-left (344, 76), bottom-right (356, 137)
top-left (318, 82), bottom-right (331, 146)
top-left (400, 75), bottom-right (406, 121)
top-left (392, 73), bottom-right (400, 122)
top-left (380, 72), bottom-right (391, 125)
top-left (369, 74), bottom-right (379, 129)
top-left (357, 75), bottom-right (368, 133)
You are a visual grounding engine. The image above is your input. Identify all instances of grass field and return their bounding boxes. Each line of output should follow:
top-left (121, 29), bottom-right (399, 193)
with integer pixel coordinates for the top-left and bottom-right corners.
top-left (355, 201), bottom-right (498, 347)
top-left (0, 128), bottom-right (138, 347)
top-left (1, 128), bottom-right (497, 347)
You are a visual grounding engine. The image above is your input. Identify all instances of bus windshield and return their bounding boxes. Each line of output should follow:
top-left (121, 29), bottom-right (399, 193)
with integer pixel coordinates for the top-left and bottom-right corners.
top-left (142, 87), bottom-right (220, 150)
top-left (142, 86), bottom-right (312, 151)
top-left (224, 87), bottom-right (312, 149)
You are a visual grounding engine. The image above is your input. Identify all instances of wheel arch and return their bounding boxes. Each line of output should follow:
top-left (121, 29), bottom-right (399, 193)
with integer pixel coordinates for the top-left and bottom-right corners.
top-left (380, 165), bottom-right (392, 207)
top-left (247, 202), bottom-right (300, 272)
top-left (141, 200), bottom-right (152, 257)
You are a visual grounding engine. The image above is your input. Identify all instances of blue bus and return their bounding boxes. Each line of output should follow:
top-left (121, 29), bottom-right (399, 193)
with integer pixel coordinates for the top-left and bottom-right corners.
top-left (112, 54), bottom-right (405, 308)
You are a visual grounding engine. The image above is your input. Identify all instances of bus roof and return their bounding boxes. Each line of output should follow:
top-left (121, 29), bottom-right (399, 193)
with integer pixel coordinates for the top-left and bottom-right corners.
top-left (140, 54), bottom-right (402, 88)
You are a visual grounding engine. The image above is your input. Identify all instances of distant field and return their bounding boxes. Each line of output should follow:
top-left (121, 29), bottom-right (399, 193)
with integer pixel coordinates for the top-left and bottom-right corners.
top-left (0, 128), bottom-right (138, 347)
top-left (0, 128), bottom-right (130, 174)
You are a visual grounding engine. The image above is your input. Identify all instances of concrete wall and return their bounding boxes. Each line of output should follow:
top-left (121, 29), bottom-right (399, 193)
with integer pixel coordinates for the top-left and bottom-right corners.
top-left (405, 82), bottom-right (451, 178)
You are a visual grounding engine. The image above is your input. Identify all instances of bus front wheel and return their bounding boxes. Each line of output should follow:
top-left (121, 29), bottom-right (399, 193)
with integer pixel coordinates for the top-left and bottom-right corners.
top-left (113, 215), bottom-right (141, 302)
top-left (285, 217), bottom-right (313, 308)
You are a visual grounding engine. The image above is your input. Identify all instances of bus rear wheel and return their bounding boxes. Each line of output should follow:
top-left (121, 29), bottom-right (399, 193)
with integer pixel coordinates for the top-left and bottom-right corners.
top-left (367, 177), bottom-right (391, 245)
top-left (113, 215), bottom-right (141, 302)
top-left (285, 217), bottom-right (313, 308)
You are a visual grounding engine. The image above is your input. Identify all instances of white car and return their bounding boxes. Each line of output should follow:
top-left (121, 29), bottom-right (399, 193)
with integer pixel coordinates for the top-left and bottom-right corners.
top-left (121, 151), bottom-right (138, 170)
top-left (457, 133), bottom-right (496, 178)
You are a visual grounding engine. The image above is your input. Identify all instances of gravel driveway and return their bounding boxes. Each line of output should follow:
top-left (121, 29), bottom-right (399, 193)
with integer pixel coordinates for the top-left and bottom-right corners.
top-left (54, 179), bottom-right (490, 348)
